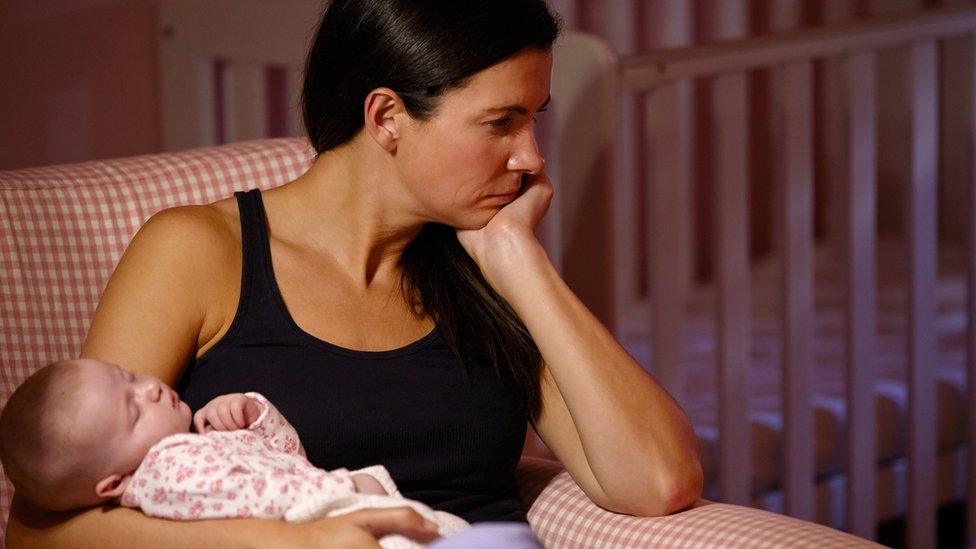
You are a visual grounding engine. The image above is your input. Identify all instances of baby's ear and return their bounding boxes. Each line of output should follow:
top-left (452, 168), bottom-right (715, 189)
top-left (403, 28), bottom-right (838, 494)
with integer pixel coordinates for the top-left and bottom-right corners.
top-left (94, 473), bottom-right (132, 499)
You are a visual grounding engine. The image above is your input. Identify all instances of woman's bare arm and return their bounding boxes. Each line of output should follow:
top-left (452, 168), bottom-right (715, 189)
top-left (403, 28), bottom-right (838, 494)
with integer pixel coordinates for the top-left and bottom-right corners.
top-left (6, 492), bottom-right (439, 548)
top-left (8, 206), bottom-right (440, 548)
top-left (457, 176), bottom-right (702, 518)
top-left (6, 498), bottom-right (297, 549)
top-left (483, 238), bottom-right (703, 517)
top-left (81, 205), bottom-right (237, 382)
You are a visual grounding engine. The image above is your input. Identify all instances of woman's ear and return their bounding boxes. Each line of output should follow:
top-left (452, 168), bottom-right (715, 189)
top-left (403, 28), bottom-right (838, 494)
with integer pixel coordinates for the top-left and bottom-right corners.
top-left (363, 87), bottom-right (405, 153)
top-left (94, 472), bottom-right (132, 499)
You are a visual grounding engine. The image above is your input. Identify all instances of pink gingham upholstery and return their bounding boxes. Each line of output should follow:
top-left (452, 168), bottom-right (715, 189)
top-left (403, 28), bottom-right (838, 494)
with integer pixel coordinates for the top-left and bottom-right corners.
top-left (0, 139), bottom-right (879, 546)
top-left (516, 457), bottom-right (882, 548)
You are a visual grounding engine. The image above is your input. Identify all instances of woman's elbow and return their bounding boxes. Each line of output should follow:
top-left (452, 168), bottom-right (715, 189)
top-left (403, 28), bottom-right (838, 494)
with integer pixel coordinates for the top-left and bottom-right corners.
top-left (613, 465), bottom-right (704, 517)
top-left (661, 467), bottom-right (704, 514)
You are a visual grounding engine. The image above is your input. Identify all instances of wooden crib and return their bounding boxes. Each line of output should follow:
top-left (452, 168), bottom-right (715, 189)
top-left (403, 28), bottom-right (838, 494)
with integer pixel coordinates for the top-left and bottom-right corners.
top-left (153, 2), bottom-right (975, 547)
top-left (613, 5), bottom-right (976, 548)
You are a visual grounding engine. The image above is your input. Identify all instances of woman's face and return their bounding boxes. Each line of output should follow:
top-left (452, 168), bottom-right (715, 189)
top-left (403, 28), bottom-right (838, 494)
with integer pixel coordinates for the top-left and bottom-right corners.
top-left (394, 48), bottom-right (553, 229)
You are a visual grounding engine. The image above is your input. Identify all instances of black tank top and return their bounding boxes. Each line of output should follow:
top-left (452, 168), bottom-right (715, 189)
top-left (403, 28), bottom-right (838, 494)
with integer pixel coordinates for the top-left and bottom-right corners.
top-left (176, 189), bottom-right (528, 523)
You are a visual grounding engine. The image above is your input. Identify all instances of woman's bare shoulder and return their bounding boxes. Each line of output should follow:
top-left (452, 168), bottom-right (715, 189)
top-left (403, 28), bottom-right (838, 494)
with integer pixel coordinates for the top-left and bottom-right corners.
top-left (81, 198), bottom-right (244, 375)
top-left (136, 198), bottom-right (240, 255)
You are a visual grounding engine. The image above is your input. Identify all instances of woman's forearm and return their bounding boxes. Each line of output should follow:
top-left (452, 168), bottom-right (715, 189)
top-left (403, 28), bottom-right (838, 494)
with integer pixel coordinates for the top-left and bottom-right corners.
top-left (6, 496), bottom-right (286, 549)
top-left (480, 238), bottom-right (702, 510)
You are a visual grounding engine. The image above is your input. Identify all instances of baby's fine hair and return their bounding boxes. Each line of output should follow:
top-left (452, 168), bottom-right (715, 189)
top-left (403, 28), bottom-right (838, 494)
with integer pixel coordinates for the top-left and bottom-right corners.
top-left (0, 360), bottom-right (90, 510)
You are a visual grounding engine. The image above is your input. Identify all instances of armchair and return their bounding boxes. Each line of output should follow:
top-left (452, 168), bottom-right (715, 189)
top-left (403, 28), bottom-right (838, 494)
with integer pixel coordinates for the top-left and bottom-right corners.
top-left (0, 138), bottom-right (879, 547)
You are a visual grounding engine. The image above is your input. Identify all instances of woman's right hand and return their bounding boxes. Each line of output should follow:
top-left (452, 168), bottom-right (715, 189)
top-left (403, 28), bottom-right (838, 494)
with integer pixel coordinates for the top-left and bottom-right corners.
top-left (287, 507), bottom-right (441, 548)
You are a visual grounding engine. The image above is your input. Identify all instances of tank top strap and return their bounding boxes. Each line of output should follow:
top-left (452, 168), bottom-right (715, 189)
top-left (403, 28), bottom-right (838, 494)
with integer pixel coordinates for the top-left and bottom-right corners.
top-left (233, 188), bottom-right (277, 308)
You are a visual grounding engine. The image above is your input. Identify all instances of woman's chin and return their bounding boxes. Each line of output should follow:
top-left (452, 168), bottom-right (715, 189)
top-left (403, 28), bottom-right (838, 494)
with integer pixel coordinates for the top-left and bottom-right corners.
top-left (442, 211), bottom-right (497, 232)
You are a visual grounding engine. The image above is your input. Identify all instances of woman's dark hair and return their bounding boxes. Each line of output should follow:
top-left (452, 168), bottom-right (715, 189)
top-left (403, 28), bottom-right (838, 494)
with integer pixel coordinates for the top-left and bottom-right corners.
top-left (302, 0), bottom-right (560, 422)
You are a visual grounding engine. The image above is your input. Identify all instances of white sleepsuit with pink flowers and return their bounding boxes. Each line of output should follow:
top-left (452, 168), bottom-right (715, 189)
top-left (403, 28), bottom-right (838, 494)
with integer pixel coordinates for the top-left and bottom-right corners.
top-left (118, 391), bottom-right (469, 547)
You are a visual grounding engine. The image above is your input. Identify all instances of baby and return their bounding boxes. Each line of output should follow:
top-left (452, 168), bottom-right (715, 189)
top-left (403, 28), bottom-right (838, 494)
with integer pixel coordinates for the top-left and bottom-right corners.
top-left (0, 358), bottom-right (468, 547)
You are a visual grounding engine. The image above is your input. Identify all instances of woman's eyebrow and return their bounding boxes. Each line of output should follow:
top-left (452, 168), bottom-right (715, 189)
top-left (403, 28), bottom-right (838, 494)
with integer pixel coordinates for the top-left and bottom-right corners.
top-left (483, 94), bottom-right (551, 115)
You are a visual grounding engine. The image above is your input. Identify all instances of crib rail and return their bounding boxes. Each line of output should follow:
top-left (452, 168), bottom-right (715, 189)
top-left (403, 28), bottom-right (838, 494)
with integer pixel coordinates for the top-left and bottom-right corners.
top-left (617, 5), bottom-right (976, 547)
top-left (621, 4), bottom-right (976, 88)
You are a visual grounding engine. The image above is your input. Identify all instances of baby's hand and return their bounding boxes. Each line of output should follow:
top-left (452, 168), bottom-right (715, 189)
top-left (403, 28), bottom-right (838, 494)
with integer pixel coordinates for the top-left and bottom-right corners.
top-left (194, 393), bottom-right (262, 433)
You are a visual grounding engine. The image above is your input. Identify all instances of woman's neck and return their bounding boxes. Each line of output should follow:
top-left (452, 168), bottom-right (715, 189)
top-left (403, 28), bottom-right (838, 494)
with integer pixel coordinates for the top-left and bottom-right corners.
top-left (263, 139), bottom-right (427, 291)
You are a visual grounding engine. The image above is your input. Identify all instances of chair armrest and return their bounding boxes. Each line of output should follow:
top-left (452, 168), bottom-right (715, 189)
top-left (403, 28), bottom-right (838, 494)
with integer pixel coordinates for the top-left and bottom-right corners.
top-left (515, 456), bottom-right (882, 548)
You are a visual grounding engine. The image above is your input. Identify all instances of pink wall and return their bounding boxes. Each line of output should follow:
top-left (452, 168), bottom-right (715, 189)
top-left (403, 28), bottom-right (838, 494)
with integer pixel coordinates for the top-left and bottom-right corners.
top-left (0, 0), bottom-right (162, 170)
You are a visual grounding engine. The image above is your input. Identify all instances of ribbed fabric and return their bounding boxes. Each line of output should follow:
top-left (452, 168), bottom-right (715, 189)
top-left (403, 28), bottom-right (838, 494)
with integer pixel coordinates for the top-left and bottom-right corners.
top-left (176, 189), bottom-right (528, 523)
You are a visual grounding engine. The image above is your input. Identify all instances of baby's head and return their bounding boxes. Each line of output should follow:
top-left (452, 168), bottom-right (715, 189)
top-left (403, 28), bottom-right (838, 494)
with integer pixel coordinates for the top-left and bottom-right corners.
top-left (0, 358), bottom-right (192, 510)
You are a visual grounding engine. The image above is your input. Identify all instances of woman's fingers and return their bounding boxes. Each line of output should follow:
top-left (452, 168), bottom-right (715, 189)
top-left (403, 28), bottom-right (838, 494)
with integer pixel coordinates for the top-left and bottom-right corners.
top-left (342, 507), bottom-right (440, 544)
top-left (508, 171), bottom-right (554, 232)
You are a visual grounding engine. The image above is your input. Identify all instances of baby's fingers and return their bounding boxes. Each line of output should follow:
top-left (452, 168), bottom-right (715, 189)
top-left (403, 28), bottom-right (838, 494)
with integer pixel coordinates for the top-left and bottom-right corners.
top-left (229, 399), bottom-right (247, 428)
top-left (193, 409), bottom-right (208, 433)
top-left (208, 409), bottom-right (230, 431)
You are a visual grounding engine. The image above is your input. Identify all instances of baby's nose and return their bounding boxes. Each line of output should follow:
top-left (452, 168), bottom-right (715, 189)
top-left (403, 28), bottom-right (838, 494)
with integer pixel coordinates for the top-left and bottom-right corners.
top-left (139, 378), bottom-right (162, 402)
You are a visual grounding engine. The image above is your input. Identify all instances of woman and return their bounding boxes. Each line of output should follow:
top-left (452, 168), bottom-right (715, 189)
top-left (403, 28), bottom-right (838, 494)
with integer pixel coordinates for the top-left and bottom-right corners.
top-left (7, 0), bottom-right (703, 546)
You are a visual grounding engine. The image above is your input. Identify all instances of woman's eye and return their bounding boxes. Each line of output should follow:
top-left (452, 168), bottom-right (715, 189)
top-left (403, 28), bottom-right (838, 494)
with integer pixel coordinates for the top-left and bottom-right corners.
top-left (489, 118), bottom-right (513, 129)
top-left (530, 107), bottom-right (548, 125)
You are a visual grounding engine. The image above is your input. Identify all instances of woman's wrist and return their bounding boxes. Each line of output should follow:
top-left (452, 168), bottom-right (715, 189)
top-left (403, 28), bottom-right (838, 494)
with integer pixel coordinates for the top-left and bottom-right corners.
top-left (475, 233), bottom-right (550, 298)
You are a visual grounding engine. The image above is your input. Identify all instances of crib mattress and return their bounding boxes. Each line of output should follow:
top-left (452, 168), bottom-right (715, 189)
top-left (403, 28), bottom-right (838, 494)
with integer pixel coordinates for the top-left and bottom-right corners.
top-left (618, 236), bottom-right (969, 525)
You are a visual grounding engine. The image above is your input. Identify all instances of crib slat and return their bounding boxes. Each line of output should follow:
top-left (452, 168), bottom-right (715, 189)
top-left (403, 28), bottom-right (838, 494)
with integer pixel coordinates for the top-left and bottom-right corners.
top-left (639, 0), bottom-right (694, 399)
top-left (775, 61), bottom-right (815, 521)
top-left (817, 2), bottom-right (858, 247)
top-left (601, 0), bottom-right (639, 339)
top-left (841, 52), bottom-right (878, 541)
top-left (756, 0), bottom-right (803, 263)
top-left (906, 40), bottom-right (939, 549)
top-left (646, 81), bottom-right (692, 403)
top-left (955, 33), bottom-right (976, 549)
top-left (700, 4), bottom-right (752, 506)
top-left (223, 63), bottom-right (268, 142)
top-left (711, 72), bottom-right (752, 506)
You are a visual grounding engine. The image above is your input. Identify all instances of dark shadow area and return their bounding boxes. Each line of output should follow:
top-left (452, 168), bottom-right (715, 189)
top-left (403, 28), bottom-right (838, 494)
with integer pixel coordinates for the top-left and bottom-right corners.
top-left (876, 499), bottom-right (965, 549)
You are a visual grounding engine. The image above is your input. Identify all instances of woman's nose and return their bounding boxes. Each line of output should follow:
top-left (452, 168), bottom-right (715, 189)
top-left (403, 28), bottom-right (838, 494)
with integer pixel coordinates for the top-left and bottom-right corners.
top-left (508, 130), bottom-right (545, 174)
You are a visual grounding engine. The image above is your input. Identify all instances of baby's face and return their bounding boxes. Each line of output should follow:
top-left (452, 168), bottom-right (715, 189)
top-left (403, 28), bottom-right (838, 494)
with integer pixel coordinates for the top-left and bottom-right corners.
top-left (72, 359), bottom-right (192, 476)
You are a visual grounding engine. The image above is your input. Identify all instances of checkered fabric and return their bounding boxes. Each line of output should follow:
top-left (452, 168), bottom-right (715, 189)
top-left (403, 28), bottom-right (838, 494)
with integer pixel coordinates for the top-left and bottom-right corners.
top-left (516, 456), bottom-right (882, 548)
top-left (0, 138), bottom-right (315, 538)
top-left (0, 139), bottom-right (879, 546)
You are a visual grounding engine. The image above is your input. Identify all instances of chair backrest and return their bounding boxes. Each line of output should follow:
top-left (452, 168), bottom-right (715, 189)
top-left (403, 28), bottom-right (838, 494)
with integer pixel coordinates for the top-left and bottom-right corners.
top-left (0, 137), bottom-right (314, 533)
